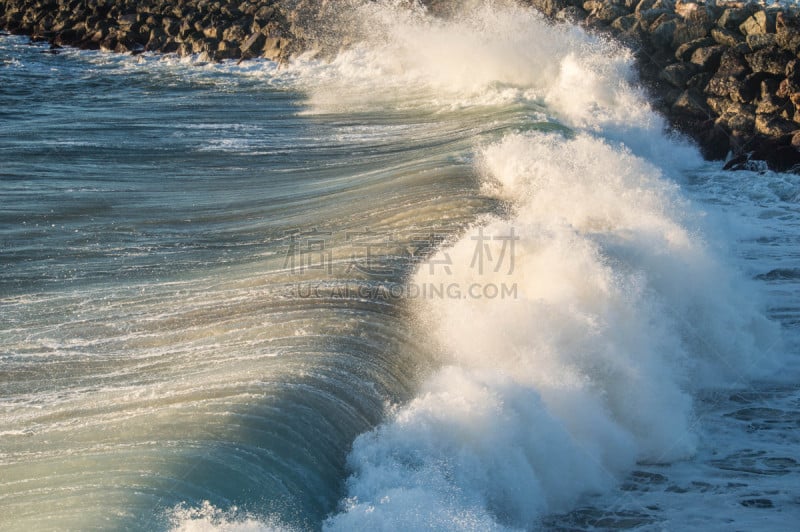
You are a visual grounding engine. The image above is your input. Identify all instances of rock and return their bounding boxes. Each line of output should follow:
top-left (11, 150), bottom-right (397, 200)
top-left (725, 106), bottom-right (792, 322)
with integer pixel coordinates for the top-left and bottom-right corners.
top-left (707, 96), bottom-right (734, 115)
top-left (690, 44), bottom-right (726, 70)
top-left (673, 89), bottom-right (711, 119)
top-left (660, 62), bottom-right (698, 87)
top-left (672, 20), bottom-right (709, 47)
top-left (612, 14), bottom-right (638, 33)
top-left (215, 40), bottom-right (240, 60)
top-left (650, 14), bottom-right (679, 48)
top-left (675, 36), bottom-right (713, 61)
top-left (530, 0), bottom-right (562, 18)
top-left (584, 1), bottom-right (628, 22)
top-left (777, 78), bottom-right (799, 99)
top-left (786, 59), bottom-right (800, 83)
top-left (776, 11), bottom-right (800, 54)
top-left (240, 31), bottom-right (266, 57)
top-left (716, 103), bottom-right (756, 134)
top-left (711, 27), bottom-right (743, 47)
top-left (687, 71), bottom-right (712, 91)
top-left (706, 75), bottom-right (751, 103)
top-left (697, 124), bottom-right (731, 160)
top-left (791, 130), bottom-right (800, 149)
top-left (757, 79), bottom-right (788, 114)
top-left (717, 5), bottom-right (760, 31)
top-left (754, 141), bottom-right (800, 172)
top-left (203, 26), bottom-right (222, 40)
top-left (118, 13), bottom-right (138, 28)
top-left (746, 47), bottom-right (795, 76)
top-left (223, 25), bottom-right (246, 43)
top-left (636, 0), bottom-right (671, 26)
top-left (755, 114), bottom-right (797, 137)
top-left (262, 36), bottom-right (287, 61)
top-left (746, 33), bottom-right (777, 51)
top-left (741, 10), bottom-right (775, 35)
top-left (556, 6), bottom-right (587, 23)
top-left (717, 48), bottom-right (750, 78)
top-left (162, 17), bottom-right (180, 37)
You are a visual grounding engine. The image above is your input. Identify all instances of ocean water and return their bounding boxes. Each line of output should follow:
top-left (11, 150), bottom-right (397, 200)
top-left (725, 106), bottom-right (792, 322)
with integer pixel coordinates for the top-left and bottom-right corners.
top-left (1, 2), bottom-right (799, 531)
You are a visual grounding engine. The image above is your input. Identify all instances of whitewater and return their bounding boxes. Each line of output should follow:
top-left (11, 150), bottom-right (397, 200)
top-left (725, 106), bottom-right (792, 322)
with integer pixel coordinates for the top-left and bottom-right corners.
top-left (2, 1), bottom-right (799, 531)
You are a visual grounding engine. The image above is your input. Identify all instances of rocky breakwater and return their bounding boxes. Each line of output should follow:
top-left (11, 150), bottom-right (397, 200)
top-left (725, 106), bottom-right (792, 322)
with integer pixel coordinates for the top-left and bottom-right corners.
top-left (527, 0), bottom-right (800, 172)
top-left (0, 0), bottom-right (298, 62)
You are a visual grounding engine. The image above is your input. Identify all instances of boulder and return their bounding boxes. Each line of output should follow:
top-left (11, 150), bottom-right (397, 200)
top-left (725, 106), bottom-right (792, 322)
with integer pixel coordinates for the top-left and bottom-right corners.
top-left (660, 62), bottom-right (698, 87)
top-left (711, 27), bottom-right (742, 47)
top-left (755, 114), bottom-right (797, 137)
top-left (746, 47), bottom-right (795, 76)
top-left (746, 33), bottom-right (777, 51)
top-left (776, 11), bottom-right (800, 54)
top-left (675, 36), bottom-right (713, 61)
top-left (673, 89), bottom-right (711, 119)
top-left (262, 36), bottom-right (287, 61)
top-left (717, 5), bottom-right (759, 31)
top-left (739, 10), bottom-right (776, 36)
top-left (240, 31), bottom-right (266, 57)
top-left (690, 44), bottom-right (725, 70)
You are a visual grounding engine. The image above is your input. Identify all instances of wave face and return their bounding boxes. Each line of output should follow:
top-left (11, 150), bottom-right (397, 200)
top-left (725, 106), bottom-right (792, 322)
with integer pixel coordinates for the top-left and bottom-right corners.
top-left (2, 1), bottom-right (797, 531)
top-left (309, 1), bottom-right (784, 530)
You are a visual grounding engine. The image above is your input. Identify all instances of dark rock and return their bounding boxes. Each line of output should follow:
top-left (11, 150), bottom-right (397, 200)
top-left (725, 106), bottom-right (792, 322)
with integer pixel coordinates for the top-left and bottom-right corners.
top-left (612, 14), bottom-right (638, 33)
top-left (776, 12), bottom-right (800, 54)
top-left (690, 44), bottom-right (725, 70)
top-left (660, 62), bottom-right (697, 88)
top-left (262, 36), bottom-right (287, 61)
top-left (675, 36), bottom-right (713, 61)
top-left (746, 33), bottom-right (777, 51)
top-left (650, 14), bottom-right (679, 48)
top-left (240, 31), bottom-right (266, 57)
top-left (706, 74), bottom-right (757, 103)
top-left (757, 79), bottom-right (789, 115)
top-left (777, 78), bottom-right (799, 100)
top-left (697, 124), bottom-right (731, 160)
top-left (636, 0), bottom-right (671, 26)
top-left (791, 130), bottom-right (800, 149)
top-left (584, 1), bottom-right (627, 22)
top-left (530, 0), bottom-right (562, 18)
top-left (215, 40), bottom-right (240, 60)
top-left (711, 27), bottom-right (743, 47)
top-left (717, 5), bottom-right (760, 31)
top-left (786, 59), bottom-right (800, 83)
top-left (755, 114), bottom-right (797, 137)
top-left (716, 103), bottom-right (756, 134)
top-left (746, 46), bottom-right (795, 76)
top-left (706, 96), bottom-right (733, 116)
top-left (723, 154), bottom-right (751, 171)
top-left (673, 89), bottom-right (711, 119)
top-left (672, 20), bottom-right (709, 47)
top-left (717, 48), bottom-right (750, 78)
top-left (739, 10), bottom-right (776, 36)
top-left (687, 71), bottom-right (712, 92)
top-left (556, 6), bottom-right (587, 23)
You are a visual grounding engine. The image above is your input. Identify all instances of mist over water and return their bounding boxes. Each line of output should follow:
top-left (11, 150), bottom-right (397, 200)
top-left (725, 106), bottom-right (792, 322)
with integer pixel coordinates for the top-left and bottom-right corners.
top-left (2, 1), bottom-right (799, 531)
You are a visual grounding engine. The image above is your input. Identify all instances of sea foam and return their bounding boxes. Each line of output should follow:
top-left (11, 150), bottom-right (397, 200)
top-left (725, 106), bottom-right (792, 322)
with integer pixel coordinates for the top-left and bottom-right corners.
top-left (315, 1), bottom-right (781, 529)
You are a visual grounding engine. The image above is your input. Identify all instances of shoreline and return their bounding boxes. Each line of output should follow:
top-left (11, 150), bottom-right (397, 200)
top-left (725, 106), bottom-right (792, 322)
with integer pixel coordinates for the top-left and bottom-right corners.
top-left (3, 0), bottom-right (800, 172)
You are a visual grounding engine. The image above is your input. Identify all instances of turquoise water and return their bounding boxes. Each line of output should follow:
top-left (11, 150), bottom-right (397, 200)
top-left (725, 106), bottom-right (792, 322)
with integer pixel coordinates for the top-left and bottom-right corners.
top-left (2, 3), bottom-right (800, 530)
top-left (0, 34), bottom-right (491, 529)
